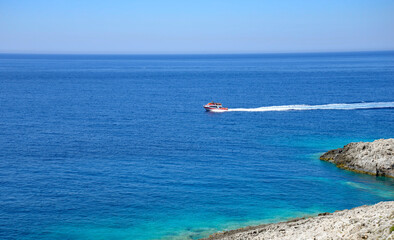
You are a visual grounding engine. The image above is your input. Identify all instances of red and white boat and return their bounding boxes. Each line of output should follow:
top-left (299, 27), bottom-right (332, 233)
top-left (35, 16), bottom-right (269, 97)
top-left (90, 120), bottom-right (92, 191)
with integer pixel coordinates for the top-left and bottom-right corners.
top-left (203, 102), bottom-right (228, 112)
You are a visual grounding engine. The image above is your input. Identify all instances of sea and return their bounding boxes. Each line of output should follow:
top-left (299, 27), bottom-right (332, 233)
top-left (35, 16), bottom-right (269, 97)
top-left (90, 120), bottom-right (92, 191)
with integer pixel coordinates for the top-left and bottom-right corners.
top-left (0, 52), bottom-right (393, 240)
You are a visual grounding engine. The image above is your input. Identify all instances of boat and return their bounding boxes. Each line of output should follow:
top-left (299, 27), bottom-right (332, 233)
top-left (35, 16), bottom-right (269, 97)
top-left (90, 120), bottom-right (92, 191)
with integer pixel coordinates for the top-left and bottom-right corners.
top-left (203, 102), bottom-right (228, 112)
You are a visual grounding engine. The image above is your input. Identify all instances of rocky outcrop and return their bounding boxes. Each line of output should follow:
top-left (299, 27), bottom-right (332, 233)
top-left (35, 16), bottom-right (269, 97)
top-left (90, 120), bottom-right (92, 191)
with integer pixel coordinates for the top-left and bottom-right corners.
top-left (200, 201), bottom-right (394, 240)
top-left (320, 139), bottom-right (394, 177)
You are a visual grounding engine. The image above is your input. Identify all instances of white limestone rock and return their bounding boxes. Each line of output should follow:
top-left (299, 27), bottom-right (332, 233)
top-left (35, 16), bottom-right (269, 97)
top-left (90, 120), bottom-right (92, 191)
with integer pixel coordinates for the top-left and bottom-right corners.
top-left (320, 139), bottom-right (394, 177)
top-left (201, 201), bottom-right (394, 240)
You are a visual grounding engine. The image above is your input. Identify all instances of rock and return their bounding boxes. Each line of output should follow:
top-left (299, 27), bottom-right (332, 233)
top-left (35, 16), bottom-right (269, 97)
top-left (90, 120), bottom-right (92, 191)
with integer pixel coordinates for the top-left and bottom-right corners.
top-left (320, 139), bottom-right (394, 177)
top-left (199, 201), bottom-right (394, 240)
top-left (318, 212), bottom-right (331, 216)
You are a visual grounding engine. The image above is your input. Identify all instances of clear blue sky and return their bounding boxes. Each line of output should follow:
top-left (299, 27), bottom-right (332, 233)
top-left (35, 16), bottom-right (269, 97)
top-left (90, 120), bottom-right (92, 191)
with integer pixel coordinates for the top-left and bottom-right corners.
top-left (1, 0), bottom-right (393, 54)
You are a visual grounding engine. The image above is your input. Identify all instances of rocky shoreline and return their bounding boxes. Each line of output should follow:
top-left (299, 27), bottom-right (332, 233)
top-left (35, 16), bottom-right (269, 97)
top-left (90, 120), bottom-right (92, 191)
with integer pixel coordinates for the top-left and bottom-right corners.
top-left (199, 139), bottom-right (394, 240)
top-left (200, 201), bottom-right (394, 240)
top-left (320, 139), bottom-right (394, 178)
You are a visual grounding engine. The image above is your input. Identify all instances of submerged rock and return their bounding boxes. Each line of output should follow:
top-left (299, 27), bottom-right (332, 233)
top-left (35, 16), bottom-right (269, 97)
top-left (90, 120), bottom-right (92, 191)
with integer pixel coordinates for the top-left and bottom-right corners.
top-left (320, 138), bottom-right (394, 177)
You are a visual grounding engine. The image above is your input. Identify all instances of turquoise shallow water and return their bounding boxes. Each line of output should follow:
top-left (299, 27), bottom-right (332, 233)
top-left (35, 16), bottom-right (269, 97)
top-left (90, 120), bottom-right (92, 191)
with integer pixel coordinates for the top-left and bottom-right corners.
top-left (0, 52), bottom-right (393, 240)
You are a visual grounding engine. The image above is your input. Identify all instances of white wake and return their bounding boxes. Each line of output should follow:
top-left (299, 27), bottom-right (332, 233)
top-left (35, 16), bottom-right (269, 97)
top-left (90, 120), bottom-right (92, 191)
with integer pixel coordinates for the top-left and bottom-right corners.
top-left (228, 102), bottom-right (394, 112)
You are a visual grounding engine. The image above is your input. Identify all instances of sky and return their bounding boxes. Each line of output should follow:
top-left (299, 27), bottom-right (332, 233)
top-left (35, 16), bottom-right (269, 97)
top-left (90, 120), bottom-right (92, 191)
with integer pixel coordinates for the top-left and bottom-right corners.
top-left (1, 0), bottom-right (394, 54)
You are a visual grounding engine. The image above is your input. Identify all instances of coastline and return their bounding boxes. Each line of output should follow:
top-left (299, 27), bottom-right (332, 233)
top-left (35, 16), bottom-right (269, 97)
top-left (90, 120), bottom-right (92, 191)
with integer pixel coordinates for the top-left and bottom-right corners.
top-left (320, 139), bottom-right (394, 178)
top-left (200, 201), bottom-right (394, 240)
top-left (200, 139), bottom-right (394, 240)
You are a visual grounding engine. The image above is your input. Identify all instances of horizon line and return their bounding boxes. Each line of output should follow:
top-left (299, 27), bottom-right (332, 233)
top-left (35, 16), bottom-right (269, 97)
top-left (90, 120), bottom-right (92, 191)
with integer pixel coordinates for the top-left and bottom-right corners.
top-left (1, 49), bottom-right (394, 56)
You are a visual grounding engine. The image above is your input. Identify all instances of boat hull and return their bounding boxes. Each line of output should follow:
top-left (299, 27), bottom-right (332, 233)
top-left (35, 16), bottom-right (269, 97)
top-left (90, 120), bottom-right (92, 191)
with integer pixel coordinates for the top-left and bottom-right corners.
top-left (204, 107), bottom-right (228, 112)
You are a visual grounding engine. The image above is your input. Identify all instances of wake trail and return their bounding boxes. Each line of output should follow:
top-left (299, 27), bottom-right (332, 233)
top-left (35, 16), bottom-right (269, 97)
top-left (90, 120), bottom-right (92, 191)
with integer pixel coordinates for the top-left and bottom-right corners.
top-left (227, 102), bottom-right (394, 112)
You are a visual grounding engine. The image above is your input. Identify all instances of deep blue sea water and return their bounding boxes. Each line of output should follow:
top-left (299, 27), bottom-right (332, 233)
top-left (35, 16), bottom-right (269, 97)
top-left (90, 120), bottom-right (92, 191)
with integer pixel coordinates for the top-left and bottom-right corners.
top-left (0, 52), bottom-right (393, 240)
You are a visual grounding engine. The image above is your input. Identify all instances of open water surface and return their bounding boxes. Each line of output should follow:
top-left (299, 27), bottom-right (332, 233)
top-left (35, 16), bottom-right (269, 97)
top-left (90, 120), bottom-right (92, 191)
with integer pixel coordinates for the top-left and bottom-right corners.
top-left (0, 52), bottom-right (393, 239)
